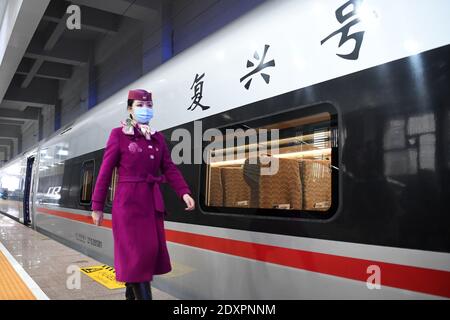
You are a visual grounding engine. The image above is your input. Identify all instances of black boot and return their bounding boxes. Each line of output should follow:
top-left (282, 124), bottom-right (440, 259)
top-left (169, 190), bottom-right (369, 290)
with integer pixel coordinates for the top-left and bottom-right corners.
top-left (129, 282), bottom-right (152, 300)
top-left (125, 282), bottom-right (135, 300)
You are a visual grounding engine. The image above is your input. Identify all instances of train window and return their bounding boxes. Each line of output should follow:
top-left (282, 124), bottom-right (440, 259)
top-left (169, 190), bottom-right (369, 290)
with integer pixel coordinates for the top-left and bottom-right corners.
top-left (106, 167), bottom-right (118, 206)
top-left (79, 160), bottom-right (95, 206)
top-left (200, 103), bottom-right (338, 219)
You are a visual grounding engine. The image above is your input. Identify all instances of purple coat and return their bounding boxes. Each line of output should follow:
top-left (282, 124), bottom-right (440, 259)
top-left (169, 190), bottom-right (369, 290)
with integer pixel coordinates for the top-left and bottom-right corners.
top-left (91, 125), bottom-right (192, 282)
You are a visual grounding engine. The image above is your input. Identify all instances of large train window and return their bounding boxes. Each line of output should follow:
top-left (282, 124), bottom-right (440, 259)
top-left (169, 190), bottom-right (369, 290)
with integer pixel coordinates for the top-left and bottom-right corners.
top-left (200, 103), bottom-right (338, 219)
top-left (79, 160), bottom-right (95, 205)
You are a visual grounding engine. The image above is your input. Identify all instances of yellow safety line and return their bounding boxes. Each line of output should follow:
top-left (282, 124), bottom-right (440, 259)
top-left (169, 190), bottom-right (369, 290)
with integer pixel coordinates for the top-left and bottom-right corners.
top-left (0, 250), bottom-right (36, 300)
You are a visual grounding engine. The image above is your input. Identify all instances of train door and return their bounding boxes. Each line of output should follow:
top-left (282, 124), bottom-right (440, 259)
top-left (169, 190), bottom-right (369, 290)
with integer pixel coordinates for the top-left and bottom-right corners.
top-left (22, 156), bottom-right (35, 226)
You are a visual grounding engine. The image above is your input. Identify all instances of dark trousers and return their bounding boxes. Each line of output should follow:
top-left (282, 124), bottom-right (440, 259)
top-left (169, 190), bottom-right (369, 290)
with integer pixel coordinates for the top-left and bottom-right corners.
top-left (125, 282), bottom-right (153, 300)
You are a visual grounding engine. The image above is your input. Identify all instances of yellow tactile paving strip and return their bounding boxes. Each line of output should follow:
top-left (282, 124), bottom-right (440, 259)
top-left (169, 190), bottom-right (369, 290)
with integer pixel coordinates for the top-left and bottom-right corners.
top-left (0, 250), bottom-right (36, 300)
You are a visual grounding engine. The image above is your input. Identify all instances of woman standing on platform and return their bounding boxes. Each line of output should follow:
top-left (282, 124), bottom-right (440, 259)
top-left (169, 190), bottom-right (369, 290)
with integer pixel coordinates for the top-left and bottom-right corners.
top-left (90, 89), bottom-right (195, 300)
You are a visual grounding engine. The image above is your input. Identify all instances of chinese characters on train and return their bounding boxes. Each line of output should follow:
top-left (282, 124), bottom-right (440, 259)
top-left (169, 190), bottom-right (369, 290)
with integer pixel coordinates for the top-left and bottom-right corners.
top-left (188, 73), bottom-right (211, 111)
top-left (187, 44), bottom-right (276, 111)
top-left (187, 0), bottom-right (366, 112)
top-left (240, 44), bottom-right (276, 90)
top-left (321, 0), bottom-right (365, 60)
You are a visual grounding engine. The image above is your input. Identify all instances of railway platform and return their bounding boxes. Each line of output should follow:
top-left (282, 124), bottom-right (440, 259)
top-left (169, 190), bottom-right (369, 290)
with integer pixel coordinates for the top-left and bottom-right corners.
top-left (0, 214), bottom-right (176, 300)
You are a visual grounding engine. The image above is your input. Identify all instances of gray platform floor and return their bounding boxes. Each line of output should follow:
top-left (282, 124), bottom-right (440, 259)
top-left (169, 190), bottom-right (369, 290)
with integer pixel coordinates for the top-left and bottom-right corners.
top-left (0, 214), bottom-right (177, 300)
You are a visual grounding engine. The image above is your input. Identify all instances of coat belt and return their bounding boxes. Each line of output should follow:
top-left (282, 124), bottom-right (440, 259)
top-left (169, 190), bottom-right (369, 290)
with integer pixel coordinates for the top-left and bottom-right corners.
top-left (117, 174), bottom-right (167, 213)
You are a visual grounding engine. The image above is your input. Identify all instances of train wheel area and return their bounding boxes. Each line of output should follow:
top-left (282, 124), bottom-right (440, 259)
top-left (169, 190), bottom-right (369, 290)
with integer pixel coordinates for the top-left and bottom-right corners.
top-left (0, 214), bottom-right (177, 300)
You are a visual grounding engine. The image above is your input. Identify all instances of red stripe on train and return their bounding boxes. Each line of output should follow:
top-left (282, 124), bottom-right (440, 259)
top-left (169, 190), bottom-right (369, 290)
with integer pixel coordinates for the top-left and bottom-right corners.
top-left (36, 206), bottom-right (450, 298)
top-left (37, 207), bottom-right (113, 228)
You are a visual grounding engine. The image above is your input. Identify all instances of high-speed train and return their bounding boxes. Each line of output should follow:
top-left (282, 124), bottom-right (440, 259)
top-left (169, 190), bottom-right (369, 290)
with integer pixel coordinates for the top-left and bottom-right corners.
top-left (0, 0), bottom-right (449, 299)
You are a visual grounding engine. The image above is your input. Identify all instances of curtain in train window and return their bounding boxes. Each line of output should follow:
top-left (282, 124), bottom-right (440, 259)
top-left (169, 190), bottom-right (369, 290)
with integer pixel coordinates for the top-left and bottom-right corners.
top-left (204, 110), bottom-right (337, 215)
top-left (80, 160), bottom-right (95, 205)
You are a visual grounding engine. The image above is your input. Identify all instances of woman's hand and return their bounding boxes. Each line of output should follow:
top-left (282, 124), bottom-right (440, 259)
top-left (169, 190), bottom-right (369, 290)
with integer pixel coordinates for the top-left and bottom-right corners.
top-left (182, 194), bottom-right (195, 211)
top-left (91, 210), bottom-right (104, 226)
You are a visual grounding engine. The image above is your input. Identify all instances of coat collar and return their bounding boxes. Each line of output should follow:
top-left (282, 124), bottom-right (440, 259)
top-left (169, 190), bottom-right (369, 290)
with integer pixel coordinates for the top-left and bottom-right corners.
top-left (121, 118), bottom-right (157, 140)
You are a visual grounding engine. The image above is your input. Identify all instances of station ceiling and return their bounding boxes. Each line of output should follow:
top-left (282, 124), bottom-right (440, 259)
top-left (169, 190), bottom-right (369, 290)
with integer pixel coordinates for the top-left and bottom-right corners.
top-left (0, 0), bottom-right (161, 162)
